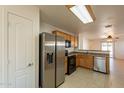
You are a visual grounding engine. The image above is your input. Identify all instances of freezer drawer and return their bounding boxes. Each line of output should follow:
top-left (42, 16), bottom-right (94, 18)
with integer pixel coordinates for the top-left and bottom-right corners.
top-left (93, 56), bottom-right (106, 73)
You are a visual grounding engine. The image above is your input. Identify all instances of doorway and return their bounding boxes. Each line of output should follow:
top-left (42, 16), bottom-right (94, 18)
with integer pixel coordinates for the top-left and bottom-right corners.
top-left (101, 42), bottom-right (114, 58)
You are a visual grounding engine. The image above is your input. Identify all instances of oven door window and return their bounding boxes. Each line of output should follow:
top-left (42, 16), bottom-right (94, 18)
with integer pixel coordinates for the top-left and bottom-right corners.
top-left (69, 58), bottom-right (75, 68)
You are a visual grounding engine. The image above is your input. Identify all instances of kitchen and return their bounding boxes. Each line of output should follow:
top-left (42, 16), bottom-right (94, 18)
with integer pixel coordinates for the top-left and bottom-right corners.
top-left (39, 5), bottom-right (124, 88)
top-left (39, 29), bottom-right (110, 88)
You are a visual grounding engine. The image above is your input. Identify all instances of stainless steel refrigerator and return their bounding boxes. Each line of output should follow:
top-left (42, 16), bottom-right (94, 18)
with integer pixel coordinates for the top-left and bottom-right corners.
top-left (39, 32), bottom-right (65, 88)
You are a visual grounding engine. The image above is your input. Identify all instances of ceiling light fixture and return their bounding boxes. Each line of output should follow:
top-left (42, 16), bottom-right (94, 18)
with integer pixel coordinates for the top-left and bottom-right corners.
top-left (107, 35), bottom-right (112, 39)
top-left (107, 35), bottom-right (113, 42)
top-left (105, 24), bottom-right (112, 28)
top-left (66, 5), bottom-right (96, 24)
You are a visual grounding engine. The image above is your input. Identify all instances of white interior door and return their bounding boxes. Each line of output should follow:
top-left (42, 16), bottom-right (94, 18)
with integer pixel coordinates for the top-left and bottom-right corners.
top-left (8, 13), bottom-right (35, 88)
top-left (0, 8), bottom-right (3, 87)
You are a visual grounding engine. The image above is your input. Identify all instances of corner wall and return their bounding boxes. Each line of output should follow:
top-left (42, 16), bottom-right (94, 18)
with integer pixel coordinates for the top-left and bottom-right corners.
top-left (78, 33), bottom-right (89, 50)
top-left (114, 39), bottom-right (124, 60)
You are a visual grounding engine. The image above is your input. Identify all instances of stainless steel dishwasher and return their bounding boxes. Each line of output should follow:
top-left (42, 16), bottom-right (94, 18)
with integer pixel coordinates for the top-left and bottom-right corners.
top-left (93, 56), bottom-right (107, 73)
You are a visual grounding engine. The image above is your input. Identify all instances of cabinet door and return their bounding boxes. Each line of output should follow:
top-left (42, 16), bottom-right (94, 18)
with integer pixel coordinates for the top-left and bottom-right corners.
top-left (62, 33), bottom-right (66, 40)
top-left (74, 36), bottom-right (78, 48)
top-left (65, 34), bottom-right (70, 41)
top-left (85, 55), bottom-right (94, 69)
top-left (64, 33), bottom-right (68, 40)
top-left (79, 55), bottom-right (86, 67)
top-left (52, 31), bottom-right (65, 39)
top-left (76, 55), bottom-right (80, 67)
top-left (71, 36), bottom-right (75, 48)
top-left (56, 31), bottom-right (63, 37)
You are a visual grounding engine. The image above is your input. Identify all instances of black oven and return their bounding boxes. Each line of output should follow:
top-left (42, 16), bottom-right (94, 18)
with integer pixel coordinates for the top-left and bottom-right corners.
top-left (65, 40), bottom-right (71, 48)
top-left (67, 55), bottom-right (76, 75)
top-left (65, 50), bottom-right (68, 56)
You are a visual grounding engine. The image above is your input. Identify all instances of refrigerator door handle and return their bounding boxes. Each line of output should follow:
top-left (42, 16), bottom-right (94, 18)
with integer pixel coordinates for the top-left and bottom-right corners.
top-left (51, 53), bottom-right (53, 64)
top-left (47, 53), bottom-right (50, 64)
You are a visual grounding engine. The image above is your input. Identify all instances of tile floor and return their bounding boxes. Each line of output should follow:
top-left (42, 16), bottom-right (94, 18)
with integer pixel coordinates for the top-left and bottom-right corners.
top-left (59, 58), bottom-right (124, 88)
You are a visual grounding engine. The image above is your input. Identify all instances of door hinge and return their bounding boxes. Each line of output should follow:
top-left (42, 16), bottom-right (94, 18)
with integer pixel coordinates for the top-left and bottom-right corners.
top-left (7, 59), bottom-right (10, 65)
top-left (8, 22), bottom-right (11, 28)
top-left (8, 22), bottom-right (9, 27)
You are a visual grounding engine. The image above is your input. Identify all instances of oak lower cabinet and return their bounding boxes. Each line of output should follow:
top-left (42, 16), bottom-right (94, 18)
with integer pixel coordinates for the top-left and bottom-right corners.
top-left (76, 54), bottom-right (94, 69)
top-left (64, 57), bottom-right (68, 74)
top-left (85, 54), bottom-right (94, 69)
top-left (76, 55), bottom-right (80, 67)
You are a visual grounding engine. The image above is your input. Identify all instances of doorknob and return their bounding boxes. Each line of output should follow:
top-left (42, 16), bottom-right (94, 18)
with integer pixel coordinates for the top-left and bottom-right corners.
top-left (28, 63), bottom-right (33, 67)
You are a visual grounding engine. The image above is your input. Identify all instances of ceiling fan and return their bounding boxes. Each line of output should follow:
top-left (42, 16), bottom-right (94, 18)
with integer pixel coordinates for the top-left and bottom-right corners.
top-left (102, 35), bottom-right (119, 42)
top-left (101, 24), bottom-right (120, 42)
top-left (107, 35), bottom-right (118, 41)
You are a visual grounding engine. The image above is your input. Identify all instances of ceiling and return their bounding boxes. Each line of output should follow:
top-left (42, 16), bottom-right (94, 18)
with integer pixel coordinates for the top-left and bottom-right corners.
top-left (38, 5), bottom-right (124, 40)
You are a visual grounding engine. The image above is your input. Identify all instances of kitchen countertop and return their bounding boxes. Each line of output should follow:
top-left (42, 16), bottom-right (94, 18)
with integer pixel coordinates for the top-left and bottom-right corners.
top-left (68, 50), bottom-right (110, 57)
top-left (68, 50), bottom-right (110, 74)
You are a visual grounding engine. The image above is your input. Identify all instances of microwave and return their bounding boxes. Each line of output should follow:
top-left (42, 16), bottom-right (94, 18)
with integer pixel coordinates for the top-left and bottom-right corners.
top-left (65, 40), bottom-right (71, 48)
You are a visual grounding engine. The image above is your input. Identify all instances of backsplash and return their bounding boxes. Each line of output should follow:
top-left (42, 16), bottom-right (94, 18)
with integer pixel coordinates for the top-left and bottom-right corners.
top-left (65, 48), bottom-right (74, 53)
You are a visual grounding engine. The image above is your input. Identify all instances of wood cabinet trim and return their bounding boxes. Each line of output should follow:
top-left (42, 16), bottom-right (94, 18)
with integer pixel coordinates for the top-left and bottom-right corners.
top-left (52, 30), bottom-right (78, 48)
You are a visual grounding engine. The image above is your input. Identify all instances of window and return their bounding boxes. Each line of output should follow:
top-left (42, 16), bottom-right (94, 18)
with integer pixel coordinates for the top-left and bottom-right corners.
top-left (101, 42), bottom-right (114, 58)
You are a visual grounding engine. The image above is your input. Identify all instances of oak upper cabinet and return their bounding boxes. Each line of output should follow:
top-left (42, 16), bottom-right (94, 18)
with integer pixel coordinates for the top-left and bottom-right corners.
top-left (74, 36), bottom-right (78, 48)
top-left (71, 35), bottom-right (75, 48)
top-left (71, 35), bottom-right (78, 48)
top-left (63, 33), bottom-right (66, 40)
top-left (64, 33), bottom-right (68, 40)
top-left (52, 30), bottom-right (78, 48)
top-left (66, 34), bottom-right (71, 41)
top-left (52, 30), bottom-right (63, 37)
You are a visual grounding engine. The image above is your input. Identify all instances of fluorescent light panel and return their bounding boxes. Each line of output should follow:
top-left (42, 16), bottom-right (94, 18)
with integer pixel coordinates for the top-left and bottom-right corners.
top-left (70, 5), bottom-right (93, 24)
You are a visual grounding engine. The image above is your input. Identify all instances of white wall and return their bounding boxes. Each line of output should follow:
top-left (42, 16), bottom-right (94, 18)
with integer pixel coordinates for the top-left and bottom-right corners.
top-left (78, 33), bottom-right (89, 50)
top-left (89, 40), bottom-right (101, 50)
top-left (40, 22), bottom-right (75, 36)
top-left (0, 7), bottom-right (4, 88)
top-left (114, 39), bottom-right (124, 60)
top-left (89, 39), bottom-right (124, 60)
top-left (0, 6), bottom-right (40, 88)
